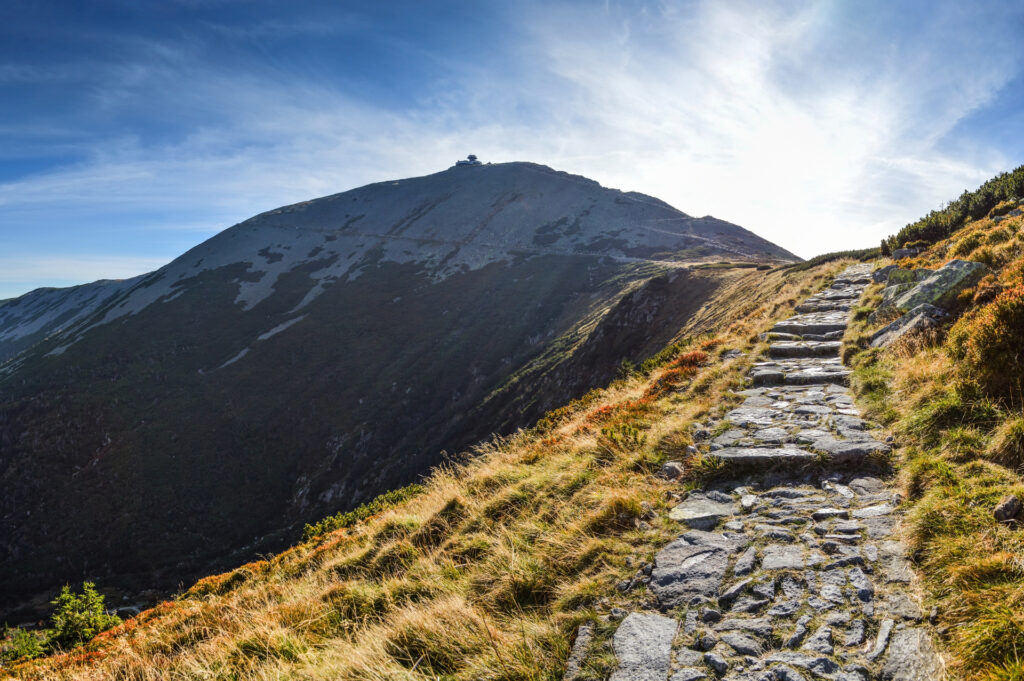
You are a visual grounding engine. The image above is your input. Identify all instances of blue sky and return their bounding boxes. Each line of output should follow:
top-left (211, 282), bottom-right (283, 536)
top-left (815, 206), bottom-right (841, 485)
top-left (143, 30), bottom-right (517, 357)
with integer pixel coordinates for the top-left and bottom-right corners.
top-left (2, 0), bottom-right (1023, 299)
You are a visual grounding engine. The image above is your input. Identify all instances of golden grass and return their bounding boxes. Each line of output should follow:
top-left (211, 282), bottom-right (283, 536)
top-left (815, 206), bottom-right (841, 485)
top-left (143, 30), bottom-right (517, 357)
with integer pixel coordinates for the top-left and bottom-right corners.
top-left (847, 216), bottom-right (1024, 680)
top-left (1, 262), bottom-right (845, 681)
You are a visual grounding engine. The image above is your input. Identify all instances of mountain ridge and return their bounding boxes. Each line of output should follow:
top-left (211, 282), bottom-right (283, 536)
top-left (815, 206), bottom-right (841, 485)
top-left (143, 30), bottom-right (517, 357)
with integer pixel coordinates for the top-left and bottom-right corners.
top-left (0, 161), bottom-right (797, 618)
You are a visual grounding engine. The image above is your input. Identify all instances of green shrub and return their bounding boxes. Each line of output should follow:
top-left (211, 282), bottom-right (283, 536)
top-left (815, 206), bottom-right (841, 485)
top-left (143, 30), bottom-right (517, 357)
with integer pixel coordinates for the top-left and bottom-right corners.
top-left (883, 164), bottom-right (1024, 252)
top-left (48, 582), bottom-right (122, 651)
top-left (302, 484), bottom-right (425, 541)
top-left (947, 285), bottom-right (1024, 403)
top-left (1, 627), bottom-right (45, 663)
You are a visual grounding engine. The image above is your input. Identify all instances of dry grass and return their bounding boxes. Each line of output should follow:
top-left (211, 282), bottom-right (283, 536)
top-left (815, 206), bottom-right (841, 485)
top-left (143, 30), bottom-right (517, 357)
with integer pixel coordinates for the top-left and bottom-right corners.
top-left (1, 262), bottom-right (845, 681)
top-left (847, 213), bottom-right (1024, 680)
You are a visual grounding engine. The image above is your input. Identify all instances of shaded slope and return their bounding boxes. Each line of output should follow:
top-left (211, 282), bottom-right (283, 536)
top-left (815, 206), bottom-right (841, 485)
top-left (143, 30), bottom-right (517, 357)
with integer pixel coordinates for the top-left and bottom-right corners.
top-left (0, 162), bottom-right (797, 616)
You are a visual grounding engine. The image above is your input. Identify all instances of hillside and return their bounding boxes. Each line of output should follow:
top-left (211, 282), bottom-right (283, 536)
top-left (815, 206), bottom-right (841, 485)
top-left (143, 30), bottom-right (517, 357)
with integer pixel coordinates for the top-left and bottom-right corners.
top-left (0, 162), bottom-right (798, 619)
top-left (1, 255), bottom-right (849, 680)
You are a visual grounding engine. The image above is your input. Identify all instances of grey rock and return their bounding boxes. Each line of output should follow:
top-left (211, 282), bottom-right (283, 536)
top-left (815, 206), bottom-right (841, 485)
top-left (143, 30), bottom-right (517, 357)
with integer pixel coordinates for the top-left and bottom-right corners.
top-left (659, 460), bottom-right (686, 480)
top-left (811, 507), bottom-right (850, 521)
top-left (800, 626), bottom-right (833, 655)
top-left (733, 546), bottom-right (757, 576)
top-left (767, 599), bottom-right (801, 617)
top-left (880, 628), bottom-right (944, 680)
top-left (994, 494), bottom-right (1021, 522)
top-left (866, 618), bottom-right (894, 662)
top-left (669, 496), bottom-right (737, 529)
top-left (884, 593), bottom-right (923, 621)
top-left (707, 490), bottom-right (735, 504)
top-left (870, 304), bottom-right (948, 348)
top-left (719, 579), bottom-right (752, 604)
top-left (721, 631), bottom-right (763, 656)
top-left (703, 608), bottom-right (722, 623)
top-left (651, 538), bottom-right (736, 609)
top-left (730, 596), bottom-right (769, 613)
top-left (676, 649), bottom-right (705, 666)
top-left (811, 436), bottom-right (890, 461)
top-left (844, 619), bottom-right (866, 646)
top-left (704, 652), bottom-right (729, 675)
top-left (610, 613), bottom-right (678, 681)
top-left (848, 567), bottom-right (873, 601)
top-left (694, 632), bottom-right (718, 651)
top-left (610, 607), bottom-right (628, 621)
top-left (764, 652), bottom-right (839, 676)
top-left (852, 504), bottom-right (893, 518)
top-left (741, 494), bottom-right (758, 511)
top-left (768, 341), bottom-right (842, 358)
top-left (761, 544), bottom-right (804, 570)
top-left (670, 669), bottom-right (708, 681)
top-left (894, 259), bottom-right (990, 313)
top-left (724, 520), bottom-right (745, 532)
top-left (563, 623), bottom-right (594, 681)
top-left (890, 247), bottom-right (921, 259)
top-left (712, 447), bottom-right (820, 466)
top-left (752, 579), bottom-right (775, 600)
top-left (714, 617), bottom-right (773, 639)
top-left (771, 666), bottom-right (810, 681)
top-left (785, 615), bottom-right (812, 648)
top-left (872, 264), bottom-right (900, 283)
top-left (781, 576), bottom-right (805, 599)
top-left (847, 477), bottom-right (886, 495)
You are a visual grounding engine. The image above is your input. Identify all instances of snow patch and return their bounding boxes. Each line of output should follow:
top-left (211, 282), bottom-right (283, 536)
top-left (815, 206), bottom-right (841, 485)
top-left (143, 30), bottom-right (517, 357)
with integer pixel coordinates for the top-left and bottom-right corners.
top-left (256, 315), bottom-right (307, 341)
top-left (219, 347), bottom-right (250, 368)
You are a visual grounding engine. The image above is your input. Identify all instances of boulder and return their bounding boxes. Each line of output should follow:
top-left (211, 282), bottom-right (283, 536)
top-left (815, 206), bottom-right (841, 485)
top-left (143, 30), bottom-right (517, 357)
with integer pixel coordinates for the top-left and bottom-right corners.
top-left (869, 304), bottom-right (948, 348)
top-left (886, 267), bottom-right (934, 286)
top-left (891, 247), bottom-right (921, 259)
top-left (872, 264), bottom-right (899, 283)
top-left (994, 494), bottom-right (1021, 522)
top-left (894, 259), bottom-right (990, 313)
top-left (658, 461), bottom-right (685, 480)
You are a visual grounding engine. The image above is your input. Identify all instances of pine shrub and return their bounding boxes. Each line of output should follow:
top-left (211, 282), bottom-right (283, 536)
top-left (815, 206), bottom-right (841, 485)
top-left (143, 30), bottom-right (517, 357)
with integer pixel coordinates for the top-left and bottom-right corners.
top-left (48, 582), bottom-right (121, 651)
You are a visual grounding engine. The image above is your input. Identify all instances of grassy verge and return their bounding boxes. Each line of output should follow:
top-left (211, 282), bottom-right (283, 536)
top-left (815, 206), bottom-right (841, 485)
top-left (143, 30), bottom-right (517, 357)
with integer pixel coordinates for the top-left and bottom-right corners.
top-left (845, 205), bottom-right (1024, 680)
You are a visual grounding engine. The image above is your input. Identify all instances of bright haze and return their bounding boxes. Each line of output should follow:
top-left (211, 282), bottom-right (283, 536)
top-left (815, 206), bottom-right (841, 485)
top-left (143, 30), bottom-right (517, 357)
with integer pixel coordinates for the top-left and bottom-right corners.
top-left (2, 0), bottom-right (1023, 299)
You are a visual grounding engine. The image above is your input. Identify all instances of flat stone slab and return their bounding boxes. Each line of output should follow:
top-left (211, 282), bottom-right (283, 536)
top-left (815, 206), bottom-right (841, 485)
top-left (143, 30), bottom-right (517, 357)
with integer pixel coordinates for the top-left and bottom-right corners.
top-left (761, 544), bottom-right (805, 569)
top-left (768, 341), bottom-right (842, 359)
top-left (650, 533), bottom-right (748, 609)
top-left (881, 628), bottom-right (944, 680)
top-left (710, 447), bottom-right (818, 466)
top-left (669, 496), bottom-right (737, 529)
top-left (610, 612), bottom-right (677, 681)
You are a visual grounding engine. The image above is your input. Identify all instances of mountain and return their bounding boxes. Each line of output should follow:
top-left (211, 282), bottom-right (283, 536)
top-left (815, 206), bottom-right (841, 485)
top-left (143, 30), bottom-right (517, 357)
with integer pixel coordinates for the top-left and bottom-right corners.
top-left (0, 161), bottom-right (796, 616)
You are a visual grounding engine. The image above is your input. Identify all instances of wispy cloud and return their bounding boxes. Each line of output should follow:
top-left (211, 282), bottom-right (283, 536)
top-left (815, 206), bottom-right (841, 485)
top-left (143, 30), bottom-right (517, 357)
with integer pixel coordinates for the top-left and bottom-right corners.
top-left (1, 0), bottom-right (1023, 299)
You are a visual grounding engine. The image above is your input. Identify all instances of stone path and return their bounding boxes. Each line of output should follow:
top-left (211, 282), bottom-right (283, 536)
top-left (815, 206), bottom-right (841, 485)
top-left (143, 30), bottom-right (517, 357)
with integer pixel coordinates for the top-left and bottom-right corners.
top-left (592, 265), bottom-right (944, 681)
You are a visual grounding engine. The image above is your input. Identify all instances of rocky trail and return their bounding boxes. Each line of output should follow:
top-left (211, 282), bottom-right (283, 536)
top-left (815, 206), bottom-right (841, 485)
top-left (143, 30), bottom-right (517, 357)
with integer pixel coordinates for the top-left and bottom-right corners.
top-left (571, 265), bottom-right (944, 681)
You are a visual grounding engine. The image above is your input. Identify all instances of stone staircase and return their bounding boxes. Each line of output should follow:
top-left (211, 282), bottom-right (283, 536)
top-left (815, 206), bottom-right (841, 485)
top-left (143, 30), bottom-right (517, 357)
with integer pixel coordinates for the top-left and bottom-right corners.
top-left (583, 265), bottom-right (943, 681)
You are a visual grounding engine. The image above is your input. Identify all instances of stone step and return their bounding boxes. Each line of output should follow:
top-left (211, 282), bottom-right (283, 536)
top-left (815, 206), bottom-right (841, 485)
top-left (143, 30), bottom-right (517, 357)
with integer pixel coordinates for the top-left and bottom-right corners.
top-left (794, 301), bottom-right (853, 313)
top-left (751, 362), bottom-right (851, 387)
top-left (772, 319), bottom-right (848, 336)
top-left (710, 446), bottom-right (819, 466)
top-left (768, 341), bottom-right (842, 359)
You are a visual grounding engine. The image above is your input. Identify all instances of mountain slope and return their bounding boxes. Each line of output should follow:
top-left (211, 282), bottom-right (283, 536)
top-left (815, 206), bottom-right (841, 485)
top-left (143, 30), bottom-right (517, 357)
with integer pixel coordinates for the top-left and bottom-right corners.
top-left (0, 162), bottom-right (796, 616)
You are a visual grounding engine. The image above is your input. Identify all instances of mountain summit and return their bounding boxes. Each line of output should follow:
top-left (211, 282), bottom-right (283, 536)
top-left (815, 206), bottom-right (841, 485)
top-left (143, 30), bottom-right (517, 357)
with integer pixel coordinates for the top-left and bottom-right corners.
top-left (0, 162), bottom-right (796, 615)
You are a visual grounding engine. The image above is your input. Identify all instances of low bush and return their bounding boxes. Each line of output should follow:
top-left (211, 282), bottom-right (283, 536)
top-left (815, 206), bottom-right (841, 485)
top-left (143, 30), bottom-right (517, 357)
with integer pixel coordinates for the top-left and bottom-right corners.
top-left (48, 582), bottom-right (122, 651)
top-left (303, 484), bottom-right (425, 541)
